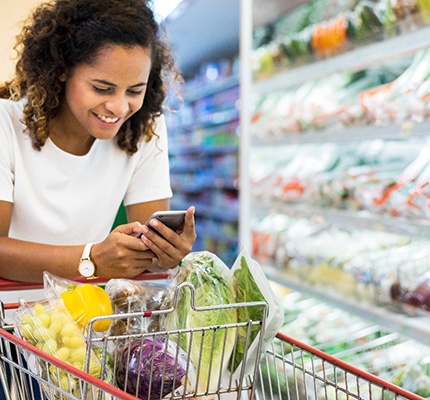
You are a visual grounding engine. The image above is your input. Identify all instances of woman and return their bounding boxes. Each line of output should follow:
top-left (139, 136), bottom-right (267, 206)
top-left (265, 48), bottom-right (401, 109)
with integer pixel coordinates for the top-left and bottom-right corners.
top-left (0, 0), bottom-right (196, 282)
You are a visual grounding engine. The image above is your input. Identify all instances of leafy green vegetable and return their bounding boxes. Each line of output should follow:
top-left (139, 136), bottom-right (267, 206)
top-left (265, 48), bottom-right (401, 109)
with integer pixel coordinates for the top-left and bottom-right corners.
top-left (233, 256), bottom-right (266, 370)
top-left (390, 360), bottom-right (430, 397)
top-left (163, 252), bottom-right (237, 394)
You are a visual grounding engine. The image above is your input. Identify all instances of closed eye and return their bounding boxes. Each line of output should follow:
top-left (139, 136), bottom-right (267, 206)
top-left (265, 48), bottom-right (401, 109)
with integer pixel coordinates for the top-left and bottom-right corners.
top-left (127, 89), bottom-right (144, 96)
top-left (92, 86), bottom-right (143, 96)
top-left (93, 86), bottom-right (112, 94)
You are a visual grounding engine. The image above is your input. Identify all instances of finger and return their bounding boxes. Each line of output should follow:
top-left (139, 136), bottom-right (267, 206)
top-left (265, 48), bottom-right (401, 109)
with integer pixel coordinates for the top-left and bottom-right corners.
top-left (139, 230), bottom-right (179, 266)
top-left (182, 206), bottom-right (196, 235)
top-left (112, 221), bottom-right (142, 236)
top-left (130, 248), bottom-right (157, 261)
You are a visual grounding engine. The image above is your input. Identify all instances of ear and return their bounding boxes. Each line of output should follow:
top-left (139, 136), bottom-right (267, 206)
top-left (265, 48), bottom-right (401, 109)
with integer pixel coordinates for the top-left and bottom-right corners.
top-left (59, 72), bottom-right (67, 82)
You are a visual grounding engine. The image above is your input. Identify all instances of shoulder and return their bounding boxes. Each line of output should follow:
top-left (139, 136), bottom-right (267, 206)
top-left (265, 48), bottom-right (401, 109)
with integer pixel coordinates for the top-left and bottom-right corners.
top-left (153, 113), bottom-right (167, 137)
top-left (0, 98), bottom-right (25, 115)
top-left (136, 113), bottom-right (168, 152)
top-left (154, 113), bottom-right (168, 144)
top-left (0, 98), bottom-right (26, 127)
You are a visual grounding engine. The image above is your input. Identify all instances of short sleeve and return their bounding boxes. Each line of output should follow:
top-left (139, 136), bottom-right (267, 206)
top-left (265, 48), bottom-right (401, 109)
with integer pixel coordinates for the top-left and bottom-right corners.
top-left (0, 102), bottom-right (16, 203)
top-left (123, 114), bottom-right (173, 205)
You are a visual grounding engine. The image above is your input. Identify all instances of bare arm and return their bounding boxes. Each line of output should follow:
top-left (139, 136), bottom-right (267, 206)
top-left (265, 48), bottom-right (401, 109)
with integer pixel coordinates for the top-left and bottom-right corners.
top-left (0, 201), bottom-right (85, 281)
top-left (0, 199), bottom-right (196, 282)
top-left (0, 200), bottom-right (158, 282)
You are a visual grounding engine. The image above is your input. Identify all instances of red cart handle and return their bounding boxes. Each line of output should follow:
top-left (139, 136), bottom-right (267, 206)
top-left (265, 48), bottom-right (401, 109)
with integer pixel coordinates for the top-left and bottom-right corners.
top-left (0, 271), bottom-right (170, 291)
top-left (0, 271), bottom-right (170, 311)
top-left (276, 332), bottom-right (424, 400)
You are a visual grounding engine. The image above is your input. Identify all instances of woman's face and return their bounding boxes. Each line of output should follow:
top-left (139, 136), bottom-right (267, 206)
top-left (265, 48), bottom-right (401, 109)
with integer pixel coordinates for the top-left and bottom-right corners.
top-left (60, 44), bottom-right (152, 142)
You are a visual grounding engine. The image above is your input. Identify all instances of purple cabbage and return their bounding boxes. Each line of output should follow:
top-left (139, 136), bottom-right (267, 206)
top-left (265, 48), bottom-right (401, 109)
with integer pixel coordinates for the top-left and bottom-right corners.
top-left (116, 337), bottom-right (190, 400)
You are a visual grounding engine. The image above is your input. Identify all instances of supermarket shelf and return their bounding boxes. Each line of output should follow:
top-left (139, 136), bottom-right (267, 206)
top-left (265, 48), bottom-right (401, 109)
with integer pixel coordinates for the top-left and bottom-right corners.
top-left (252, 199), bottom-right (430, 237)
top-left (169, 143), bottom-right (238, 156)
top-left (172, 177), bottom-right (238, 193)
top-left (251, 120), bottom-right (430, 146)
top-left (197, 204), bottom-right (239, 222)
top-left (253, 0), bottom-right (309, 27)
top-left (202, 231), bottom-right (238, 246)
top-left (265, 265), bottom-right (430, 346)
top-left (253, 25), bottom-right (430, 95)
top-left (184, 74), bottom-right (239, 103)
top-left (170, 200), bottom-right (238, 222)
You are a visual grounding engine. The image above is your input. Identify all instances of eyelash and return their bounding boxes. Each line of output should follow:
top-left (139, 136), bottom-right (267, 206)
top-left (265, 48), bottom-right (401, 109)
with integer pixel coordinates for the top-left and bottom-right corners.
top-left (93, 86), bottom-right (143, 96)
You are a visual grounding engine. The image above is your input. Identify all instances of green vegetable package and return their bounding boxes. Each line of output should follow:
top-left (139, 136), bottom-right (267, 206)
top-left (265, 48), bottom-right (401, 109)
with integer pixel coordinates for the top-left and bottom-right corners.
top-left (161, 250), bottom-right (284, 394)
top-left (162, 251), bottom-right (237, 394)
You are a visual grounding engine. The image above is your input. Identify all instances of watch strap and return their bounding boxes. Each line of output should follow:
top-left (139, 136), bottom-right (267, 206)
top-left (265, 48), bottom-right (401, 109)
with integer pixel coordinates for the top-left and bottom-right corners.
top-left (79, 243), bottom-right (97, 278)
top-left (81, 242), bottom-right (95, 261)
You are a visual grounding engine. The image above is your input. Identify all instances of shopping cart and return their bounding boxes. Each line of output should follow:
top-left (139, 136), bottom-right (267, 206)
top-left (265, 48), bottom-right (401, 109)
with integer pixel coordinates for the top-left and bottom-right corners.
top-left (0, 276), bottom-right (425, 400)
top-left (259, 332), bottom-right (425, 400)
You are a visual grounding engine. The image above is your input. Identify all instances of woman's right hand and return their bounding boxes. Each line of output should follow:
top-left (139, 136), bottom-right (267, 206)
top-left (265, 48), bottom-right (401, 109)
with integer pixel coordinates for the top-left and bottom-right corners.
top-left (89, 222), bottom-right (157, 278)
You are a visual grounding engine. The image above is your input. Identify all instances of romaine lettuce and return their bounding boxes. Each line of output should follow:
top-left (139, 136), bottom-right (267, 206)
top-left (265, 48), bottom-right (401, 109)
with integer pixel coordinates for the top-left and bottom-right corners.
top-left (162, 252), bottom-right (237, 394)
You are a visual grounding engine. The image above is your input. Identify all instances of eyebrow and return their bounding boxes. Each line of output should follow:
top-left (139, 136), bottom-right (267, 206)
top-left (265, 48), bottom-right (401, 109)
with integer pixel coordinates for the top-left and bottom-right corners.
top-left (92, 79), bottom-right (147, 88)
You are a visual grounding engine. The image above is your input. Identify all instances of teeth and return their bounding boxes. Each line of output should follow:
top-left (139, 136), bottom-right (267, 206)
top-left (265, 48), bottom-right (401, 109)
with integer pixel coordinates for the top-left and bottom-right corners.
top-left (97, 114), bottom-right (119, 123)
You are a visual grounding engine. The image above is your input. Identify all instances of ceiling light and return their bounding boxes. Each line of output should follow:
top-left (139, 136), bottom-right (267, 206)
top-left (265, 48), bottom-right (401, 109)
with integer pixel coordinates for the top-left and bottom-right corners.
top-left (151, 0), bottom-right (184, 22)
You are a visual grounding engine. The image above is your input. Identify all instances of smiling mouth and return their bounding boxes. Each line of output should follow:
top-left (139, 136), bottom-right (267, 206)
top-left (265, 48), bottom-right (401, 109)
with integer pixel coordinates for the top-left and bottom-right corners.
top-left (96, 113), bottom-right (120, 124)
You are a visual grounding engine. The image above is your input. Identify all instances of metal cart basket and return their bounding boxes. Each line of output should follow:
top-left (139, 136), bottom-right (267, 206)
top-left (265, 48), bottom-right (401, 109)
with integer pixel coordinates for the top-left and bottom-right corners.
top-left (0, 276), bottom-right (425, 400)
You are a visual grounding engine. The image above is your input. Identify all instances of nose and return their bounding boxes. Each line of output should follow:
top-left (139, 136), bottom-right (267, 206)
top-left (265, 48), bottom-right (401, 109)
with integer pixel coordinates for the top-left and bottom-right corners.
top-left (105, 94), bottom-right (129, 117)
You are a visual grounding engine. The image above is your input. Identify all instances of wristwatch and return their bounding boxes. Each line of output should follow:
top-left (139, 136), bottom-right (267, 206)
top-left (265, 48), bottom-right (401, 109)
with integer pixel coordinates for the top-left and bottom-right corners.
top-left (78, 243), bottom-right (96, 278)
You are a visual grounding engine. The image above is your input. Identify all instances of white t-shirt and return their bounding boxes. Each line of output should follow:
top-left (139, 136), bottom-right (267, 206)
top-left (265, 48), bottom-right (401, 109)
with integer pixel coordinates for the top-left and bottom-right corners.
top-left (0, 98), bottom-right (173, 245)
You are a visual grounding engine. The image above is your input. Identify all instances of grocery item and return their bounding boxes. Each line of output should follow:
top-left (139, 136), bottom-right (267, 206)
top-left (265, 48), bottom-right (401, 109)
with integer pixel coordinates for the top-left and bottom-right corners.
top-left (161, 251), bottom-right (237, 393)
top-left (14, 298), bottom-right (104, 398)
top-left (105, 278), bottom-right (172, 335)
top-left (404, 276), bottom-right (430, 313)
top-left (60, 283), bottom-right (112, 333)
top-left (116, 336), bottom-right (195, 400)
top-left (231, 249), bottom-right (284, 378)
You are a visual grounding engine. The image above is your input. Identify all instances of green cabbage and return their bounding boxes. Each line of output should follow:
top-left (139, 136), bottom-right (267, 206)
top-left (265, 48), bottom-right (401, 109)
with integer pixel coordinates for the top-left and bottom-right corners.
top-left (162, 252), bottom-right (237, 394)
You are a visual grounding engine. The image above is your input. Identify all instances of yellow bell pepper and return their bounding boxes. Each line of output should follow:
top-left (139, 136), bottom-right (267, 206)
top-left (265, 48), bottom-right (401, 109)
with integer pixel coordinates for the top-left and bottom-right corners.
top-left (61, 283), bottom-right (112, 332)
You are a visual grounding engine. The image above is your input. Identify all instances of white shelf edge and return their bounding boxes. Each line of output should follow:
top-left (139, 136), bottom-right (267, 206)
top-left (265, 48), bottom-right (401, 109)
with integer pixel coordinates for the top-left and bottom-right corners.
top-left (253, 26), bottom-right (430, 95)
top-left (251, 120), bottom-right (430, 146)
top-left (265, 265), bottom-right (430, 346)
top-left (252, 200), bottom-right (430, 237)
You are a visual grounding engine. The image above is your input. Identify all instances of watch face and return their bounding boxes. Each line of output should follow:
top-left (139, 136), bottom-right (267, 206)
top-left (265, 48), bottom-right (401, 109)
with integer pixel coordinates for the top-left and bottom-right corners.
top-left (79, 260), bottom-right (95, 277)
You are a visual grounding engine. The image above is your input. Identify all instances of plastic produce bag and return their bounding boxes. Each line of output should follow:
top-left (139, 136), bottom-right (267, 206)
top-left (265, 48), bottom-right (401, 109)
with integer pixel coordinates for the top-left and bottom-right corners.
top-left (161, 251), bottom-right (237, 394)
top-left (391, 358), bottom-right (430, 397)
top-left (14, 297), bottom-right (104, 399)
top-left (105, 278), bottom-right (173, 336)
top-left (230, 249), bottom-right (284, 380)
top-left (43, 272), bottom-right (112, 334)
top-left (161, 250), bottom-right (284, 391)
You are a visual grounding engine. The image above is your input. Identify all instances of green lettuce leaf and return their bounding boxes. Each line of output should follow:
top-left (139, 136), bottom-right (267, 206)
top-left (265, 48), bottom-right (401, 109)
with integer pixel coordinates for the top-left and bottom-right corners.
top-left (163, 252), bottom-right (237, 394)
top-left (233, 256), bottom-right (266, 370)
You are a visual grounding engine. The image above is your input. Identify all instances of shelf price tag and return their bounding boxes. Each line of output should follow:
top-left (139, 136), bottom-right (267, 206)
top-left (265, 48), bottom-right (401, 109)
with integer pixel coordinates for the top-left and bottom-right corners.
top-left (400, 121), bottom-right (414, 137)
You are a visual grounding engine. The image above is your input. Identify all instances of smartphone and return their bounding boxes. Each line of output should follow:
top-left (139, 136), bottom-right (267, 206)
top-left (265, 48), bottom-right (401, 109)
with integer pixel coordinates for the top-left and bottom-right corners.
top-left (136, 210), bottom-right (187, 238)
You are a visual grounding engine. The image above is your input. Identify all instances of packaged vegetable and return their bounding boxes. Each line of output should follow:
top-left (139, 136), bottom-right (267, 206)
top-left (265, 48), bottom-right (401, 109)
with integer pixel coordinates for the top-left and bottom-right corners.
top-left (161, 251), bottom-right (237, 394)
top-left (14, 297), bottom-right (104, 398)
top-left (231, 249), bottom-right (284, 379)
top-left (116, 336), bottom-right (195, 400)
top-left (391, 358), bottom-right (430, 397)
top-left (105, 278), bottom-right (172, 336)
top-left (43, 272), bottom-right (112, 334)
top-left (61, 283), bottom-right (112, 333)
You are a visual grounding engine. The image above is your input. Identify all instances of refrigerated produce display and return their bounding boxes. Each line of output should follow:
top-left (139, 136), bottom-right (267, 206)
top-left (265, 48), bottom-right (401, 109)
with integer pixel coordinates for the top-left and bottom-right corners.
top-left (165, 60), bottom-right (240, 266)
top-left (240, 0), bottom-right (430, 395)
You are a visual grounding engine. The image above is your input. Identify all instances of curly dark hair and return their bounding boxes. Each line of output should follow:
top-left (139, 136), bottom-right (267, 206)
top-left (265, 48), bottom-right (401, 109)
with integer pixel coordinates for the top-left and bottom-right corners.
top-left (0, 0), bottom-right (182, 154)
